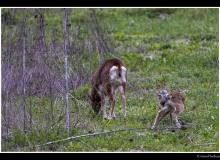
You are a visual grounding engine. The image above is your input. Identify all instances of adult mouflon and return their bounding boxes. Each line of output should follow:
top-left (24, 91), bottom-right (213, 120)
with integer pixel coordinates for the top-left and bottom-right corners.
top-left (89, 58), bottom-right (127, 120)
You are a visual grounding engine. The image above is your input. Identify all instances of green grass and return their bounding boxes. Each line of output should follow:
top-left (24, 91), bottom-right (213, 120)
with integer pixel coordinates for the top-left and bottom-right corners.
top-left (1, 8), bottom-right (219, 152)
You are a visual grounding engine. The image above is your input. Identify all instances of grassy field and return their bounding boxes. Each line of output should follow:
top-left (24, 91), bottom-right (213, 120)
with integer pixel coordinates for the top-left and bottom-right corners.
top-left (2, 8), bottom-right (219, 152)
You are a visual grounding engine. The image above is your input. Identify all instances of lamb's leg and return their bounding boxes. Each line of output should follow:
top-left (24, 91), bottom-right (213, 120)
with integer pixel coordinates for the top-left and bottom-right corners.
top-left (170, 113), bottom-right (173, 126)
top-left (151, 106), bottom-right (170, 130)
top-left (171, 112), bottom-right (181, 129)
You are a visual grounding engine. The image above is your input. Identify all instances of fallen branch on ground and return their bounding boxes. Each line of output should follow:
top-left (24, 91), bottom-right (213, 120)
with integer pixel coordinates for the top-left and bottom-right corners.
top-left (36, 127), bottom-right (147, 148)
top-left (190, 143), bottom-right (216, 146)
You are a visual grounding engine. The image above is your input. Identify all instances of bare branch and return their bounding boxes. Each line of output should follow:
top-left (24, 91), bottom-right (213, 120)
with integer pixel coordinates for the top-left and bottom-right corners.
top-left (36, 127), bottom-right (147, 147)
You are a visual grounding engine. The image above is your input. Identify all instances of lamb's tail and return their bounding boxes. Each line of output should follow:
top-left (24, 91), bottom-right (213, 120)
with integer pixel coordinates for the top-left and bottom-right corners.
top-left (117, 63), bottom-right (122, 78)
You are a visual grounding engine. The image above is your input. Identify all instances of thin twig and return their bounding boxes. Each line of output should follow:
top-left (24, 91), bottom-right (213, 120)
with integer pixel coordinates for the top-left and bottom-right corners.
top-left (190, 143), bottom-right (216, 146)
top-left (36, 127), bottom-right (147, 148)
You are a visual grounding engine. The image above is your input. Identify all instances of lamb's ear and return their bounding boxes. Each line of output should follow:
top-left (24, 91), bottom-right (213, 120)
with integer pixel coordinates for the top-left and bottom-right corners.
top-left (181, 95), bottom-right (185, 102)
top-left (156, 91), bottom-right (160, 97)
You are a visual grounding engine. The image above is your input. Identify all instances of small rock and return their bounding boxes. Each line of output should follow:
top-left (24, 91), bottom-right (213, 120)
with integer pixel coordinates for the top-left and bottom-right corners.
top-left (88, 130), bottom-right (93, 133)
top-left (129, 138), bottom-right (134, 142)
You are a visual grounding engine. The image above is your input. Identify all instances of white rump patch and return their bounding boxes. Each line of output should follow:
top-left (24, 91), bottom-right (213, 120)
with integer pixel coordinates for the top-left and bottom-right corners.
top-left (109, 66), bottom-right (118, 81)
top-left (110, 66), bottom-right (118, 72)
top-left (109, 65), bottom-right (127, 83)
top-left (121, 66), bottom-right (127, 83)
top-left (121, 66), bottom-right (126, 71)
